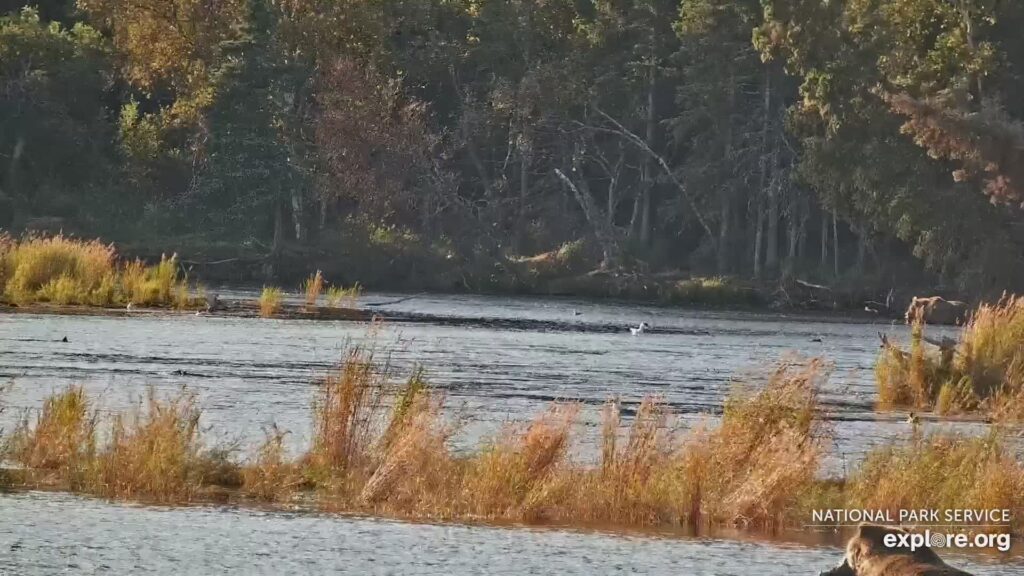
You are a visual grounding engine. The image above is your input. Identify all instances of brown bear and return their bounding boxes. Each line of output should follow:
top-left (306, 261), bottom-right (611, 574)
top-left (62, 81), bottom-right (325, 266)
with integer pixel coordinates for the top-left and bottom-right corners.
top-left (819, 524), bottom-right (974, 576)
top-left (905, 296), bottom-right (970, 326)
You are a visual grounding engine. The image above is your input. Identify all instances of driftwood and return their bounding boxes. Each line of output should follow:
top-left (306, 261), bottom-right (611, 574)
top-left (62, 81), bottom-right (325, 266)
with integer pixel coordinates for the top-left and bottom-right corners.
top-left (796, 278), bottom-right (831, 291)
top-left (363, 294), bottom-right (425, 308)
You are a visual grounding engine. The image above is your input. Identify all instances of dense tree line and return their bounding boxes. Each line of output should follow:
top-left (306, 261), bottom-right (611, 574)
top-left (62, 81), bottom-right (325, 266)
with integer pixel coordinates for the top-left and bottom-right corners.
top-left (2, 0), bottom-right (1022, 294)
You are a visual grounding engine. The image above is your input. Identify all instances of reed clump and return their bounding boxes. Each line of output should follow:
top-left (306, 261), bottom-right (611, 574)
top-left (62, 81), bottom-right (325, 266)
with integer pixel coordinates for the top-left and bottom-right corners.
top-left (876, 296), bottom-right (1024, 421)
top-left (6, 386), bottom-right (96, 488)
top-left (121, 254), bottom-right (194, 308)
top-left (326, 283), bottom-right (362, 308)
top-left (88, 388), bottom-right (233, 502)
top-left (681, 359), bottom-right (828, 528)
top-left (846, 433), bottom-right (1024, 534)
top-left (6, 351), bottom-right (1023, 537)
top-left (0, 235), bottom-right (201, 309)
top-left (241, 426), bottom-right (303, 502)
top-left (2, 235), bottom-right (116, 305)
top-left (302, 270), bottom-right (325, 308)
top-left (259, 286), bottom-right (283, 317)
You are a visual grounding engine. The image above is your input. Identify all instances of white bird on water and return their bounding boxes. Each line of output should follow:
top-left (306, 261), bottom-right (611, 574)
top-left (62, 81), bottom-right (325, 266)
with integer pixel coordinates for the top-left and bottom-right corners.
top-left (630, 322), bottom-right (650, 336)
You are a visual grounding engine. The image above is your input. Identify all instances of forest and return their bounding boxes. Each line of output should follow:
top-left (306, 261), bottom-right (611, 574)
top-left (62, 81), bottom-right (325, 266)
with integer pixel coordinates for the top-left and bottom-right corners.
top-left (2, 0), bottom-right (1023, 300)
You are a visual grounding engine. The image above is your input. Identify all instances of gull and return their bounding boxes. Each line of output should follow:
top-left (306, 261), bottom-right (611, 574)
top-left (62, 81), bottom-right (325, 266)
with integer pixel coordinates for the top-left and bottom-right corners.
top-left (629, 322), bottom-right (650, 336)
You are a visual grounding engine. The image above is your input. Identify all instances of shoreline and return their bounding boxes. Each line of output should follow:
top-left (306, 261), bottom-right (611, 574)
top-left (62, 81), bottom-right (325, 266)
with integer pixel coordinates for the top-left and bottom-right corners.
top-left (1, 485), bottom-right (1022, 562)
top-left (0, 290), bottom-right (899, 326)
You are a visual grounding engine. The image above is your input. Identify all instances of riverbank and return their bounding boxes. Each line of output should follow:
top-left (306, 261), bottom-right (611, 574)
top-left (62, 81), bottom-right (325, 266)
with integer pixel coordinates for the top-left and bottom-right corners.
top-left (3, 350), bottom-right (1021, 540)
top-left (2, 234), bottom-right (916, 320)
top-left (116, 235), bottom-right (915, 316)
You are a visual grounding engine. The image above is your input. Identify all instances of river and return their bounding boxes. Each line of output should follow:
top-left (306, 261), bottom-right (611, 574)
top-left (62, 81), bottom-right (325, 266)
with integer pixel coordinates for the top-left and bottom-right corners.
top-left (1, 293), bottom-right (1018, 574)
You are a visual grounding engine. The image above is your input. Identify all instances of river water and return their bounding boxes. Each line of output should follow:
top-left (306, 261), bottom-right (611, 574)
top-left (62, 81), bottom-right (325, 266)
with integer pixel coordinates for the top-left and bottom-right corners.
top-left (0, 492), bottom-right (1018, 575)
top-left (1, 293), bottom-right (1019, 574)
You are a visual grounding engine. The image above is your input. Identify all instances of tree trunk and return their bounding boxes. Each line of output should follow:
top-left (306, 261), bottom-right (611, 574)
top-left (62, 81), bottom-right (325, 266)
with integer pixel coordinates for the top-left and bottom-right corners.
top-left (555, 167), bottom-right (621, 270)
top-left (290, 188), bottom-right (304, 242)
top-left (820, 208), bottom-right (828, 271)
top-left (856, 223), bottom-right (868, 273)
top-left (762, 65), bottom-right (779, 275)
top-left (786, 192), bottom-right (799, 276)
top-left (514, 5), bottom-right (533, 253)
top-left (832, 209), bottom-right (840, 277)
top-left (766, 174), bottom-right (779, 274)
top-left (717, 193), bottom-right (731, 274)
top-left (638, 29), bottom-right (657, 247)
top-left (753, 200), bottom-right (764, 279)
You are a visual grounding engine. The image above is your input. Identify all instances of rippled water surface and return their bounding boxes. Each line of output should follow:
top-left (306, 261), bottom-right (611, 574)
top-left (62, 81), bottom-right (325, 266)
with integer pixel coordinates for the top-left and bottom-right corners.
top-left (1, 293), bottom-right (1020, 574)
top-left (0, 292), bottom-right (981, 465)
top-left (1, 492), bottom-right (1018, 575)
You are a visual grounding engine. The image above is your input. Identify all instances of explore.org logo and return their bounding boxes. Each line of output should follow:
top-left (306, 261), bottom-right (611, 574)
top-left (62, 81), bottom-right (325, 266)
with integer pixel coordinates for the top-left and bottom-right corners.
top-left (882, 529), bottom-right (1012, 553)
top-left (808, 508), bottom-right (1015, 553)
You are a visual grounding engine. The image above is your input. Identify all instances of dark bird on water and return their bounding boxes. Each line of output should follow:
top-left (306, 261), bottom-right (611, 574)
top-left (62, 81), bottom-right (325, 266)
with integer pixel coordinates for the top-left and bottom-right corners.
top-left (61, 336), bottom-right (68, 343)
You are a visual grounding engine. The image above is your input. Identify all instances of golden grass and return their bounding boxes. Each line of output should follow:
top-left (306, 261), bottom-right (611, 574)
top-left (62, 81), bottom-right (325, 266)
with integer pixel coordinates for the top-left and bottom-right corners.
top-left (4, 351), bottom-right (1022, 536)
top-left (876, 296), bottom-right (1024, 421)
top-left (2, 235), bottom-right (116, 305)
top-left (88, 388), bottom-right (231, 502)
top-left (0, 235), bottom-right (201, 309)
top-left (302, 270), bottom-right (325, 308)
top-left (846, 433), bottom-right (1024, 534)
top-left (241, 426), bottom-right (303, 502)
top-left (7, 386), bottom-right (95, 487)
top-left (121, 254), bottom-right (194, 307)
top-left (326, 283), bottom-right (362, 308)
top-left (259, 286), bottom-right (283, 318)
top-left (663, 277), bottom-right (758, 306)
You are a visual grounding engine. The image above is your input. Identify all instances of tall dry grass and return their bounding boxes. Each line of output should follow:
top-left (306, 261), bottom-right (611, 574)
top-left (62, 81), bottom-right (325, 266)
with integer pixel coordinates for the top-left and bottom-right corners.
top-left (876, 297), bottom-right (1024, 421)
top-left (241, 426), bottom-right (303, 502)
top-left (89, 388), bottom-right (234, 502)
top-left (303, 270), bottom-right (325, 308)
top-left (121, 254), bottom-right (193, 308)
top-left (0, 236), bottom-right (200, 309)
top-left (305, 349), bottom-right (390, 488)
top-left (6, 386), bottom-right (96, 487)
top-left (259, 286), bottom-right (283, 318)
top-left (326, 283), bottom-right (362, 308)
top-left (5, 351), bottom-right (1022, 536)
top-left (846, 433), bottom-right (1024, 534)
top-left (1, 235), bottom-right (116, 305)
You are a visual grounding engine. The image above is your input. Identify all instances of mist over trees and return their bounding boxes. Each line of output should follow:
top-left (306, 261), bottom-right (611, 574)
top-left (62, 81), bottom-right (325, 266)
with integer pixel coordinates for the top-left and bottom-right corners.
top-left (2, 0), bottom-right (1023, 294)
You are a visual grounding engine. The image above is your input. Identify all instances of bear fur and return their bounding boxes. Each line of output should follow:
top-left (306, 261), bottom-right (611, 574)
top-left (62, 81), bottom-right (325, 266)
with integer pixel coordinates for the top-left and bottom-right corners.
top-left (819, 524), bottom-right (974, 576)
top-left (905, 296), bottom-right (969, 326)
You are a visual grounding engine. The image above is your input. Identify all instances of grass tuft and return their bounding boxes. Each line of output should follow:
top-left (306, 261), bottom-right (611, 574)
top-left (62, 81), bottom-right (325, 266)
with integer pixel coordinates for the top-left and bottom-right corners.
top-left (0, 236), bottom-right (201, 309)
top-left (2, 235), bottom-right (115, 305)
top-left (846, 433), bottom-right (1024, 534)
top-left (5, 350), bottom-right (1022, 537)
top-left (88, 388), bottom-right (226, 502)
top-left (326, 283), bottom-right (362, 308)
top-left (302, 270), bottom-right (325, 308)
top-left (876, 296), bottom-right (1024, 421)
top-left (259, 286), bottom-right (283, 318)
top-left (7, 386), bottom-right (95, 487)
top-left (241, 426), bottom-right (303, 502)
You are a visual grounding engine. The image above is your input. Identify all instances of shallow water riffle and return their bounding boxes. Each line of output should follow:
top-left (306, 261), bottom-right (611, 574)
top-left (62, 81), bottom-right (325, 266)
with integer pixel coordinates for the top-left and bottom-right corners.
top-left (1, 491), bottom-right (1019, 575)
top-left (0, 292), bottom-right (994, 473)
